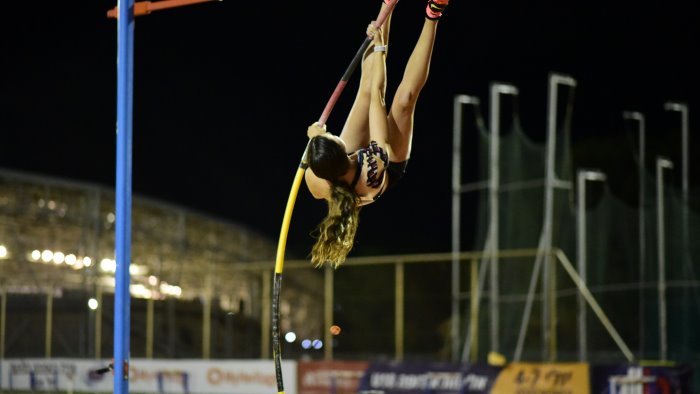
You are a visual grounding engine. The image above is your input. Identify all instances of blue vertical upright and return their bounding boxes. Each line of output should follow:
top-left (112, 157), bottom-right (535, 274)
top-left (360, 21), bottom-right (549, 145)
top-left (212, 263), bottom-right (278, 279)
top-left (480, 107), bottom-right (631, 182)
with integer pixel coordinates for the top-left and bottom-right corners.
top-left (115, 0), bottom-right (134, 393)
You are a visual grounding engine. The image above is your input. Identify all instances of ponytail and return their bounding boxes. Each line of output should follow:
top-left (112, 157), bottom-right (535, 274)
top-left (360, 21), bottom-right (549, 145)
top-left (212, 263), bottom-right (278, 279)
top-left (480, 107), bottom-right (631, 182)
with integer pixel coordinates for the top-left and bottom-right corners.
top-left (310, 182), bottom-right (360, 268)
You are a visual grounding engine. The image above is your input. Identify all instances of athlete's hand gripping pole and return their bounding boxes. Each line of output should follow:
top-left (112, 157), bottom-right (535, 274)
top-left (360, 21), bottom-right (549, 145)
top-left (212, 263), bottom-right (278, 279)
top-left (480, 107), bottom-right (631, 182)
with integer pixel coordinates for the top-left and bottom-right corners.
top-left (272, 2), bottom-right (399, 393)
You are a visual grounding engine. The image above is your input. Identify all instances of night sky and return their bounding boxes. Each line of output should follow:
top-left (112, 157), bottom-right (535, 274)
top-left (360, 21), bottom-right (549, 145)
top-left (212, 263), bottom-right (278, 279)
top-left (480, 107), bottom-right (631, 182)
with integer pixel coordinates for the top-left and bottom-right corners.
top-left (2, 1), bottom-right (698, 260)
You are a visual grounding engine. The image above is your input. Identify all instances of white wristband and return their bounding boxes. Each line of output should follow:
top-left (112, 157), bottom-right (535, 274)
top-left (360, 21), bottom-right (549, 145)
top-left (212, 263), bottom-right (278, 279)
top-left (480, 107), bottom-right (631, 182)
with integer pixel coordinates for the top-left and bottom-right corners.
top-left (373, 45), bottom-right (387, 52)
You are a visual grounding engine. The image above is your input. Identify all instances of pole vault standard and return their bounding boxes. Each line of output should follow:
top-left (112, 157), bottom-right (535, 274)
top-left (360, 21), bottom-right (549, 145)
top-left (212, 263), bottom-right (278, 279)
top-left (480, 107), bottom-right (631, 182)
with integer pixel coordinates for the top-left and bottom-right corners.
top-left (113, 3), bottom-right (134, 392)
top-left (109, 2), bottom-right (217, 394)
top-left (271, 2), bottom-right (399, 393)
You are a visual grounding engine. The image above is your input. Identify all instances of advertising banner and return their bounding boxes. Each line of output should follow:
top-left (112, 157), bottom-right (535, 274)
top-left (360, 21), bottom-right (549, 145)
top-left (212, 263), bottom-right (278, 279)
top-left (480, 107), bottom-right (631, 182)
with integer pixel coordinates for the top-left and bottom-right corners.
top-left (357, 361), bottom-right (501, 393)
top-left (0, 358), bottom-right (297, 394)
top-left (297, 360), bottom-right (369, 394)
top-left (590, 364), bottom-right (693, 393)
top-left (490, 362), bottom-right (589, 394)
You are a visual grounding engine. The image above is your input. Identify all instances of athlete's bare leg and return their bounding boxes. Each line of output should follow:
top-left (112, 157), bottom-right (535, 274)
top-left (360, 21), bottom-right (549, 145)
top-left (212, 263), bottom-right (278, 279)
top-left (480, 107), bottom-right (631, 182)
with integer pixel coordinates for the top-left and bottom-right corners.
top-left (387, 17), bottom-right (438, 162)
top-left (339, 2), bottom-right (393, 153)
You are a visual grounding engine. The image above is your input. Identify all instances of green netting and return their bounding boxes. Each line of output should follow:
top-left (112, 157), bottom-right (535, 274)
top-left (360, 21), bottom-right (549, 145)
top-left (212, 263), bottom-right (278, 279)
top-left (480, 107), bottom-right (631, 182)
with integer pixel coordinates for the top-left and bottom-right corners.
top-left (460, 92), bottom-right (699, 387)
top-left (463, 103), bottom-right (578, 362)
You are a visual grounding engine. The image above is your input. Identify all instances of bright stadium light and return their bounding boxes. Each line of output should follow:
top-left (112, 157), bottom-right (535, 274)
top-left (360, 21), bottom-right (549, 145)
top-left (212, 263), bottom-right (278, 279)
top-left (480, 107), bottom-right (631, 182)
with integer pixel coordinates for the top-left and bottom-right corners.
top-left (129, 264), bottom-right (148, 276)
top-left (41, 250), bottom-right (53, 263)
top-left (160, 282), bottom-right (182, 297)
top-left (130, 284), bottom-right (152, 299)
top-left (31, 250), bottom-right (41, 261)
top-left (65, 254), bottom-right (77, 265)
top-left (82, 256), bottom-right (93, 267)
top-left (0, 245), bottom-right (7, 259)
top-left (53, 251), bottom-right (65, 264)
top-left (88, 298), bottom-right (99, 310)
top-left (285, 332), bottom-right (297, 343)
top-left (100, 258), bottom-right (116, 273)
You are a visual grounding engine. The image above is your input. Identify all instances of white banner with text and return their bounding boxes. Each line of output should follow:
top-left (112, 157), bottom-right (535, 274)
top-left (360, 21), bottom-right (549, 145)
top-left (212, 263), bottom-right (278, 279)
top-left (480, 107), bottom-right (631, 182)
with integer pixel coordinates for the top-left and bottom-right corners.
top-left (0, 358), bottom-right (297, 394)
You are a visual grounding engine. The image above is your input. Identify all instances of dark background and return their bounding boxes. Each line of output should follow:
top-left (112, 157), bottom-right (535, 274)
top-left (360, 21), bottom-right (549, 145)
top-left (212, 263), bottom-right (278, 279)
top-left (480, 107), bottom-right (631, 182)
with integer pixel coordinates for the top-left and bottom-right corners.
top-left (1, 0), bottom-right (697, 259)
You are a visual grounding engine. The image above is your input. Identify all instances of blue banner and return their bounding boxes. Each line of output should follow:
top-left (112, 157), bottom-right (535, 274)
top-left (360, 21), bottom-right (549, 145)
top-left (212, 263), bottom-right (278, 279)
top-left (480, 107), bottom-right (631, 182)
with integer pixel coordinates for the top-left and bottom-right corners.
top-left (357, 361), bottom-right (501, 394)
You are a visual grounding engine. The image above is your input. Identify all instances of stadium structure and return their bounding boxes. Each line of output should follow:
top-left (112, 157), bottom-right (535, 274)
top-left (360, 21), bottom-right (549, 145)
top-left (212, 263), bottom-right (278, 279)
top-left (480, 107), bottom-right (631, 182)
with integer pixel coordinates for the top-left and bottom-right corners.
top-left (0, 168), bottom-right (323, 359)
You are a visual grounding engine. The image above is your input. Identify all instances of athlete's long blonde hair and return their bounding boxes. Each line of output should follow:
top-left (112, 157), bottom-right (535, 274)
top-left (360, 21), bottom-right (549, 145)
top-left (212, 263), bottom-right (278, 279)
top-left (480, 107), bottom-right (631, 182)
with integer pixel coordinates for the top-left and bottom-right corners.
top-left (310, 182), bottom-right (360, 268)
top-left (308, 135), bottom-right (361, 268)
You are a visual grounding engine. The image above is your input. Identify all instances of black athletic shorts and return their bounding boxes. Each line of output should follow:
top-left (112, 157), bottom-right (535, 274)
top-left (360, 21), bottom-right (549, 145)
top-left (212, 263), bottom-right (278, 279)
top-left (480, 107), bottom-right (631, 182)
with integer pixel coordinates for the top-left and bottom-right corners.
top-left (386, 160), bottom-right (408, 190)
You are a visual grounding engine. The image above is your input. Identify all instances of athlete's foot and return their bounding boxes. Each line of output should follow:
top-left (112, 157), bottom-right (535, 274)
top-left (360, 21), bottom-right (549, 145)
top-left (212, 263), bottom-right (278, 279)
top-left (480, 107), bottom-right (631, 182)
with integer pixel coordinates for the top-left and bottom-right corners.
top-left (425, 0), bottom-right (449, 20)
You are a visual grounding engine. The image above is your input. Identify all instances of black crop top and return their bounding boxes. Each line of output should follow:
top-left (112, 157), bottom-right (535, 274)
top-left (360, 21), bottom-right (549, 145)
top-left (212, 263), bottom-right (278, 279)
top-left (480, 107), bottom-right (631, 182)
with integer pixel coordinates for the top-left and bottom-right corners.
top-left (350, 141), bottom-right (389, 198)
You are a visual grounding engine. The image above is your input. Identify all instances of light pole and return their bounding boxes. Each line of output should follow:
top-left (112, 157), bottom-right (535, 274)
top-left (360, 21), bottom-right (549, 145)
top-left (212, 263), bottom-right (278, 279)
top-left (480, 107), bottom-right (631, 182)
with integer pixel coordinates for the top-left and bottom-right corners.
top-left (656, 157), bottom-right (673, 361)
top-left (488, 82), bottom-right (519, 355)
top-left (663, 103), bottom-right (689, 212)
top-left (451, 94), bottom-right (482, 362)
top-left (663, 102), bottom-right (691, 354)
top-left (623, 111), bottom-right (646, 358)
top-left (576, 170), bottom-right (606, 361)
top-left (542, 73), bottom-right (577, 361)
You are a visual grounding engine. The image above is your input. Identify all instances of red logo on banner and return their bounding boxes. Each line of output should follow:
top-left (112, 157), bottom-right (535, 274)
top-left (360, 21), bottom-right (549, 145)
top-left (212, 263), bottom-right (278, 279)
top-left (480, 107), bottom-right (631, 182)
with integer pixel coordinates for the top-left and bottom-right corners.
top-left (298, 361), bottom-right (369, 394)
